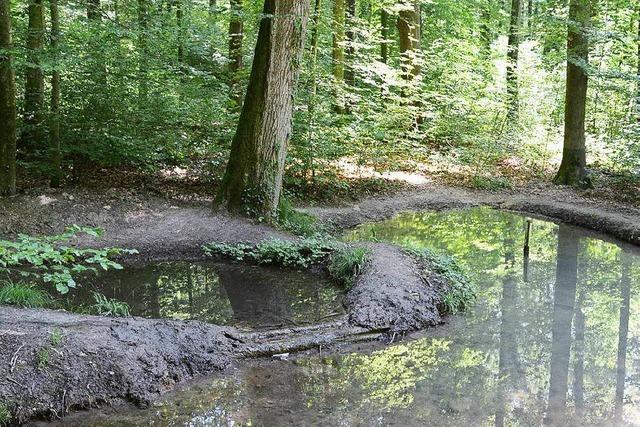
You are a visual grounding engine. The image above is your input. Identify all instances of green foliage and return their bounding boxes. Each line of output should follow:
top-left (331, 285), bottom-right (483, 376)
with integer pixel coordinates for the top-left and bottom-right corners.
top-left (92, 292), bottom-right (131, 317)
top-left (471, 175), bottom-right (513, 191)
top-left (328, 247), bottom-right (370, 289)
top-left (0, 226), bottom-right (137, 294)
top-left (0, 282), bottom-right (50, 308)
top-left (404, 246), bottom-right (476, 315)
top-left (49, 329), bottom-right (63, 347)
top-left (204, 238), bottom-right (335, 269)
top-left (0, 403), bottom-right (8, 425)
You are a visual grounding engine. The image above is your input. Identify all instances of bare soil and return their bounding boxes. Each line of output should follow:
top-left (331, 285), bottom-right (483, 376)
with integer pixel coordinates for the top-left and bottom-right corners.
top-left (0, 181), bottom-right (638, 424)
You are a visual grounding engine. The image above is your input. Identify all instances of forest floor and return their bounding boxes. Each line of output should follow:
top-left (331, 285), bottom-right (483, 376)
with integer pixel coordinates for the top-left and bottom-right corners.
top-left (1, 172), bottom-right (639, 422)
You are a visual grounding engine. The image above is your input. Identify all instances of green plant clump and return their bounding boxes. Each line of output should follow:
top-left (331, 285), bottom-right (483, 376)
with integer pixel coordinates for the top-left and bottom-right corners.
top-left (277, 199), bottom-right (323, 237)
top-left (0, 282), bottom-right (51, 308)
top-left (0, 402), bottom-right (9, 425)
top-left (92, 292), bottom-right (131, 317)
top-left (328, 247), bottom-right (370, 289)
top-left (0, 226), bottom-right (138, 294)
top-left (405, 246), bottom-right (476, 314)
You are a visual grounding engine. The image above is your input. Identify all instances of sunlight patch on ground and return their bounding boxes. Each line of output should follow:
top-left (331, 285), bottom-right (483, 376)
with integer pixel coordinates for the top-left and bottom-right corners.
top-left (334, 159), bottom-right (431, 185)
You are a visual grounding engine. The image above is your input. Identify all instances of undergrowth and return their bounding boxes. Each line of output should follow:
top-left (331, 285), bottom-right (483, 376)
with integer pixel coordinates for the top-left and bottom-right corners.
top-left (204, 238), bottom-right (370, 289)
top-left (404, 246), bottom-right (476, 314)
top-left (277, 199), bottom-right (323, 237)
top-left (0, 402), bottom-right (9, 425)
top-left (0, 282), bottom-right (51, 308)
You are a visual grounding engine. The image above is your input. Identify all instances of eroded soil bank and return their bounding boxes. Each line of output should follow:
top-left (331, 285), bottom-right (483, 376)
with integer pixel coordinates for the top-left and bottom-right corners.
top-left (1, 183), bottom-right (638, 423)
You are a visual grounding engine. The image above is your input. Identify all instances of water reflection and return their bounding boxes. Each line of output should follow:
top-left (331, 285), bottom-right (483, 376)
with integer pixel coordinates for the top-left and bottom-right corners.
top-left (56, 208), bottom-right (640, 426)
top-left (62, 262), bottom-right (344, 329)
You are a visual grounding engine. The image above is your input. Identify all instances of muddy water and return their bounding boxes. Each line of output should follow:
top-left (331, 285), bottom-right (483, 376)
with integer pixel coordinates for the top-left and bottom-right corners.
top-left (53, 208), bottom-right (640, 426)
top-left (61, 262), bottom-right (344, 329)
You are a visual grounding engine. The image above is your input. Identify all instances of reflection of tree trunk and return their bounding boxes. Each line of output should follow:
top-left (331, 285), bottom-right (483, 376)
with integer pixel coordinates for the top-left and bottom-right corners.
top-left (572, 292), bottom-right (585, 419)
top-left (496, 240), bottom-right (521, 427)
top-left (614, 253), bottom-right (632, 420)
top-left (523, 219), bottom-right (531, 282)
top-left (546, 225), bottom-right (579, 425)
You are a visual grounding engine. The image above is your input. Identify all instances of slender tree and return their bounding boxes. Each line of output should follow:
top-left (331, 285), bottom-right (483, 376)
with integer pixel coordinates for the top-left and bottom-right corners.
top-left (380, 8), bottom-right (390, 63)
top-left (345, 0), bottom-right (356, 86)
top-left (176, 0), bottom-right (184, 63)
top-left (216, 0), bottom-right (311, 220)
top-left (0, 0), bottom-right (16, 195)
top-left (228, 0), bottom-right (244, 105)
top-left (24, 0), bottom-right (46, 151)
top-left (554, 0), bottom-right (592, 187)
top-left (506, 0), bottom-right (522, 119)
top-left (50, 0), bottom-right (62, 187)
top-left (137, 0), bottom-right (149, 104)
top-left (332, 0), bottom-right (345, 111)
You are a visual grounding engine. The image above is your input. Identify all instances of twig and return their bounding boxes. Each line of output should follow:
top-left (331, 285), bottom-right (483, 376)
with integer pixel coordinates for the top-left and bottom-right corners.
top-left (10, 343), bottom-right (25, 373)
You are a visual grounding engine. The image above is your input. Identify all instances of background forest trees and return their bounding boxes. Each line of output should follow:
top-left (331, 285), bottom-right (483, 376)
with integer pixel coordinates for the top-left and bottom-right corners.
top-left (0, 0), bottom-right (639, 201)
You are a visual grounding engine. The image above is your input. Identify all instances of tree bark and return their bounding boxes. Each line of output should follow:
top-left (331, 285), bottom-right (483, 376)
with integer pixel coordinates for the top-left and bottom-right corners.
top-left (24, 0), bottom-right (46, 152)
top-left (397, 0), bottom-right (421, 80)
top-left (0, 0), bottom-right (16, 195)
top-left (216, 0), bottom-right (311, 220)
top-left (506, 0), bottom-right (522, 119)
top-left (228, 0), bottom-right (244, 105)
top-left (554, 0), bottom-right (592, 187)
top-left (50, 0), bottom-right (62, 188)
top-left (380, 8), bottom-right (390, 63)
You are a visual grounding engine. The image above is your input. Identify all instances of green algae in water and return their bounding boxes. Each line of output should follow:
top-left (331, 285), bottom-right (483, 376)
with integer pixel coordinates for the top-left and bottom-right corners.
top-left (51, 208), bottom-right (640, 426)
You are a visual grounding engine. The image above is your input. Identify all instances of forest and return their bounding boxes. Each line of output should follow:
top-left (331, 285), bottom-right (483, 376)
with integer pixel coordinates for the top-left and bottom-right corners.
top-left (0, 0), bottom-right (639, 425)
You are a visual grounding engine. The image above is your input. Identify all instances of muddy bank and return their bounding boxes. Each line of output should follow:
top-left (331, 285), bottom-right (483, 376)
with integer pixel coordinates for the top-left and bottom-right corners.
top-left (0, 242), bottom-right (444, 424)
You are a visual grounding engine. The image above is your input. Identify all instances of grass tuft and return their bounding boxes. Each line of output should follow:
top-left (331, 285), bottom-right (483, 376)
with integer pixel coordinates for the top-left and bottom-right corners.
top-left (277, 199), bottom-right (323, 237)
top-left (328, 247), bottom-right (370, 289)
top-left (0, 402), bottom-right (9, 425)
top-left (92, 292), bottom-right (131, 317)
top-left (0, 282), bottom-right (51, 308)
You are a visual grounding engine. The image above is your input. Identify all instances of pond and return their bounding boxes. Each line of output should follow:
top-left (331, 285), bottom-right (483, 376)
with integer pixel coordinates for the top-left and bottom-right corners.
top-left (48, 208), bottom-right (640, 426)
top-left (52, 262), bottom-right (345, 329)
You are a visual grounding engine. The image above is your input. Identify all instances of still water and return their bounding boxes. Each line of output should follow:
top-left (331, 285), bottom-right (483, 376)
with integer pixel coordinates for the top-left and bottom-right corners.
top-left (56, 208), bottom-right (640, 426)
top-left (63, 262), bottom-right (344, 329)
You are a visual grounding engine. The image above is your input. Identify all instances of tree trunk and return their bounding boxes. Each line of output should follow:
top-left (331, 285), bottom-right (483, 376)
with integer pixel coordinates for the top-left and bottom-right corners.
top-left (50, 0), bottom-right (62, 188)
top-left (380, 8), bottom-right (389, 63)
top-left (0, 0), bottom-right (16, 196)
top-left (176, 0), bottom-right (184, 64)
top-left (24, 0), bottom-right (46, 152)
top-left (216, 0), bottom-right (311, 220)
top-left (506, 0), bottom-right (521, 119)
top-left (636, 7), bottom-right (639, 120)
top-left (344, 0), bottom-right (356, 86)
top-left (545, 224), bottom-right (579, 424)
top-left (397, 0), bottom-right (421, 80)
top-left (553, 0), bottom-right (592, 187)
top-left (332, 0), bottom-right (345, 111)
top-left (228, 0), bottom-right (244, 105)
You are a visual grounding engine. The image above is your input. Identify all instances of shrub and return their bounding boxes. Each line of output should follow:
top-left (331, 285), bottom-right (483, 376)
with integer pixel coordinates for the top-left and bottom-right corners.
top-left (0, 282), bottom-right (51, 308)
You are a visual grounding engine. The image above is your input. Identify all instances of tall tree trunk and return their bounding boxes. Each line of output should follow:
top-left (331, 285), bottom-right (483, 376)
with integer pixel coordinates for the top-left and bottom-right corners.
top-left (0, 0), bottom-right (16, 195)
top-left (344, 0), bottom-right (356, 86)
top-left (332, 0), bottom-right (345, 111)
top-left (636, 6), bottom-right (640, 121)
top-left (380, 8), bottom-right (389, 63)
top-left (216, 0), bottom-right (311, 220)
top-left (306, 0), bottom-right (322, 183)
top-left (614, 254), bottom-right (632, 421)
top-left (228, 0), bottom-right (244, 105)
top-left (506, 0), bottom-right (521, 120)
top-left (545, 224), bottom-right (579, 425)
top-left (554, 0), bottom-right (592, 187)
top-left (50, 0), bottom-right (62, 188)
top-left (24, 0), bottom-right (46, 152)
top-left (397, 0), bottom-right (421, 80)
top-left (137, 0), bottom-right (149, 105)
